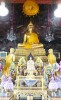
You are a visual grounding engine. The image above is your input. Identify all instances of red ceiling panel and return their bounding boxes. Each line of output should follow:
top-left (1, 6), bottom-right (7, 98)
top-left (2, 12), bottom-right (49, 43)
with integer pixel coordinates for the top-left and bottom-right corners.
top-left (0, 0), bottom-right (61, 4)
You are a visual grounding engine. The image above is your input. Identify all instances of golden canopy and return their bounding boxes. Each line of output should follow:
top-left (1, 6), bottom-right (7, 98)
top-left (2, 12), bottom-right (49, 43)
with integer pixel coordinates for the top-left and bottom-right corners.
top-left (23, 0), bottom-right (39, 16)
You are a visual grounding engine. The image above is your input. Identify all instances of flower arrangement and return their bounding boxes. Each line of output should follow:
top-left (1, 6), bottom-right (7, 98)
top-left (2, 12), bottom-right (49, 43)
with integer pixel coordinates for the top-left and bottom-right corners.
top-left (35, 57), bottom-right (43, 67)
top-left (18, 57), bottom-right (26, 68)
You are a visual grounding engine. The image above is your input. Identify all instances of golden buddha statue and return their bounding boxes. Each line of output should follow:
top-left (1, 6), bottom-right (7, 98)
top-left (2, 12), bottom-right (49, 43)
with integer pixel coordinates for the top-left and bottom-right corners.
top-left (18, 21), bottom-right (43, 49)
top-left (48, 49), bottom-right (56, 65)
top-left (3, 48), bottom-right (15, 76)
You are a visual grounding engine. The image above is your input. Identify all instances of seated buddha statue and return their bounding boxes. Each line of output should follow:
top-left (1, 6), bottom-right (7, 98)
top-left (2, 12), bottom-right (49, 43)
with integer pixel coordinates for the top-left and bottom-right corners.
top-left (18, 21), bottom-right (43, 49)
top-left (27, 57), bottom-right (35, 70)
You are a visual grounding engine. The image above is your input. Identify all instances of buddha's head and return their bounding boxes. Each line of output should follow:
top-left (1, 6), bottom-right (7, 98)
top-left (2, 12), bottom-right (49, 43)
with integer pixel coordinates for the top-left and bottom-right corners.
top-left (48, 49), bottom-right (53, 54)
top-left (29, 57), bottom-right (32, 60)
top-left (27, 21), bottom-right (34, 33)
top-left (10, 48), bottom-right (14, 54)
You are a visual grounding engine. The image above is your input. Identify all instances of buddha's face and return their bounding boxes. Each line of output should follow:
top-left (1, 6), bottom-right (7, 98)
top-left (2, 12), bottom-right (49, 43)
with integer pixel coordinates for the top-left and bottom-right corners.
top-left (10, 48), bottom-right (14, 54)
top-left (29, 57), bottom-right (32, 60)
top-left (28, 26), bottom-right (33, 33)
top-left (27, 22), bottom-right (34, 33)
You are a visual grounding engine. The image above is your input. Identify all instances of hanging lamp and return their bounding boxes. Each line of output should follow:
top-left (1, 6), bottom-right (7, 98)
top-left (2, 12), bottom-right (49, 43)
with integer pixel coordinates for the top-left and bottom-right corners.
top-left (7, 5), bottom-right (16, 41)
top-left (54, 3), bottom-right (61, 17)
top-left (0, 2), bottom-right (9, 16)
top-left (45, 8), bottom-right (54, 42)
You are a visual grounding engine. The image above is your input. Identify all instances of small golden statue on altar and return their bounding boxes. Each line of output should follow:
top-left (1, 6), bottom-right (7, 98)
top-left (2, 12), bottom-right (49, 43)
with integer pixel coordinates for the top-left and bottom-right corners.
top-left (3, 48), bottom-right (15, 76)
top-left (48, 49), bottom-right (56, 65)
top-left (18, 21), bottom-right (43, 49)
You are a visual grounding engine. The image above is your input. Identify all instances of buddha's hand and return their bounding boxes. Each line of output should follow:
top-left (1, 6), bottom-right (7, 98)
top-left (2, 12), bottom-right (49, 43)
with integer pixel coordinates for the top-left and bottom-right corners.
top-left (23, 42), bottom-right (25, 45)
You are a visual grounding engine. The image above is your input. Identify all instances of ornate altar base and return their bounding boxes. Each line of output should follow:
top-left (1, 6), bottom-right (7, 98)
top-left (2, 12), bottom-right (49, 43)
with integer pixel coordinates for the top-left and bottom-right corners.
top-left (14, 75), bottom-right (47, 100)
top-left (14, 88), bottom-right (47, 100)
top-left (15, 44), bottom-right (47, 64)
top-left (1, 45), bottom-right (60, 100)
top-left (13, 43), bottom-right (48, 99)
top-left (0, 43), bottom-right (48, 100)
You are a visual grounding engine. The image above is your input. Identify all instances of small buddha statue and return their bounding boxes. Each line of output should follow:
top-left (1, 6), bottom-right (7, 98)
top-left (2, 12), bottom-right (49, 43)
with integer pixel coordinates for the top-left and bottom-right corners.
top-left (48, 49), bottom-right (56, 65)
top-left (18, 21), bottom-right (43, 49)
top-left (25, 58), bottom-right (38, 85)
top-left (3, 48), bottom-right (15, 76)
top-left (27, 57), bottom-right (35, 70)
top-left (24, 55), bottom-right (37, 75)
